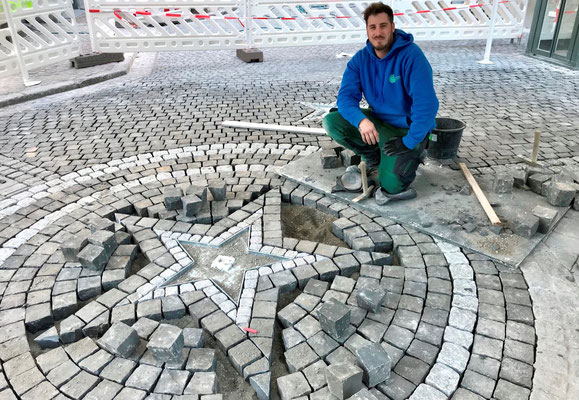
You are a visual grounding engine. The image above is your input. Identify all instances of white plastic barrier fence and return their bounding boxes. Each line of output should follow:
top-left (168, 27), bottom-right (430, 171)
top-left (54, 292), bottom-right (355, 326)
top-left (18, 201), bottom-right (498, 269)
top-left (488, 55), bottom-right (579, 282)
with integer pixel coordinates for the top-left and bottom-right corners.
top-left (84, 0), bottom-right (247, 52)
top-left (0, 0), bottom-right (80, 84)
top-left (84, 0), bottom-right (528, 52)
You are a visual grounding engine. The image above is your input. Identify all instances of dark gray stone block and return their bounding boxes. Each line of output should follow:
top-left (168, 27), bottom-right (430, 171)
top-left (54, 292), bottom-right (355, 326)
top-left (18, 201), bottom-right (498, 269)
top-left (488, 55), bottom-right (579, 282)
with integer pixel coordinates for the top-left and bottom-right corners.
top-left (78, 244), bottom-right (108, 271)
top-left (318, 299), bottom-right (351, 340)
top-left (326, 363), bottom-right (364, 399)
top-left (357, 286), bottom-right (387, 313)
top-left (512, 213), bottom-right (539, 238)
top-left (356, 343), bottom-right (392, 387)
top-left (164, 187), bottom-right (184, 210)
top-left (147, 323), bottom-right (184, 361)
top-left (98, 322), bottom-right (139, 357)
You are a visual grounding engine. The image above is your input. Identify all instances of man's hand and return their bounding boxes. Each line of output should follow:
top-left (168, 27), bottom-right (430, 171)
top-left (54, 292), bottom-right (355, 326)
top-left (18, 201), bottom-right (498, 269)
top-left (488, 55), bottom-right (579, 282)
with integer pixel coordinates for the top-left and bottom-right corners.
top-left (383, 137), bottom-right (411, 156)
top-left (358, 118), bottom-right (379, 145)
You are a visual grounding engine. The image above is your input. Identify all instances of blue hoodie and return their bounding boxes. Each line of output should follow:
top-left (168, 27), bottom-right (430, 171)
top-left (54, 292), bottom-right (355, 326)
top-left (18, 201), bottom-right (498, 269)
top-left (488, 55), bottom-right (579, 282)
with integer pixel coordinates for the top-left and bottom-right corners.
top-left (337, 29), bottom-right (439, 150)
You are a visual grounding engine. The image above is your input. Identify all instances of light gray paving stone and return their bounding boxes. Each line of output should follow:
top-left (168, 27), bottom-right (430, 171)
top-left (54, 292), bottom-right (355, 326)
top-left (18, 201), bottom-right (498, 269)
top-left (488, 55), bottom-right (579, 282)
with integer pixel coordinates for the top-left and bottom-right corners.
top-left (493, 379), bottom-right (530, 400)
top-left (186, 348), bottom-right (217, 372)
top-left (437, 342), bottom-right (470, 373)
top-left (408, 384), bottom-right (446, 400)
top-left (499, 357), bottom-right (533, 389)
top-left (461, 370), bottom-right (496, 398)
top-left (36, 347), bottom-right (69, 374)
top-left (201, 310), bottom-right (233, 336)
top-left (113, 387), bottom-right (147, 400)
top-left (304, 279), bottom-right (330, 297)
top-left (307, 331), bottom-right (339, 359)
top-left (293, 265), bottom-right (319, 289)
top-left (282, 327), bottom-right (306, 349)
top-left (79, 348), bottom-right (114, 374)
top-left (284, 342), bottom-right (320, 373)
top-left (358, 319), bottom-right (387, 343)
top-left (99, 357), bottom-right (137, 384)
top-left (269, 270), bottom-right (297, 293)
top-left (154, 369), bottom-right (191, 395)
top-left (60, 370), bottom-right (99, 399)
top-left (125, 364), bottom-right (163, 391)
top-left (425, 363), bottom-right (460, 396)
top-left (294, 293), bottom-right (321, 312)
top-left (349, 388), bottom-right (379, 400)
top-left (250, 371), bottom-right (271, 400)
top-left (46, 360), bottom-right (80, 388)
top-left (303, 359), bottom-right (328, 392)
top-left (243, 357), bottom-right (269, 380)
top-left (295, 314), bottom-right (322, 339)
top-left (277, 371), bottom-right (311, 400)
top-left (214, 325), bottom-right (244, 353)
top-left (84, 379), bottom-right (122, 400)
top-left (228, 340), bottom-right (262, 375)
top-left (467, 354), bottom-right (501, 380)
top-left (132, 317), bottom-right (160, 340)
top-left (66, 336), bottom-right (99, 363)
top-left (183, 372), bottom-right (217, 395)
top-left (472, 334), bottom-right (503, 360)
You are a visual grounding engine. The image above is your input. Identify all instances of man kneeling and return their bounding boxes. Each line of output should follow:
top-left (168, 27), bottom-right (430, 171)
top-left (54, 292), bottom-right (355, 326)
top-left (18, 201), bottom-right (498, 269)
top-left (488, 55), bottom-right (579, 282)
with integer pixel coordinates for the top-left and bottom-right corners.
top-left (323, 2), bottom-right (438, 200)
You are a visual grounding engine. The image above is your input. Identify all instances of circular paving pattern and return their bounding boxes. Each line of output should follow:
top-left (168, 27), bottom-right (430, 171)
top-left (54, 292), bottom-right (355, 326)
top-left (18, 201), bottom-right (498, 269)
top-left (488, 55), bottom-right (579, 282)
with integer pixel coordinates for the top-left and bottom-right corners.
top-left (0, 143), bottom-right (537, 400)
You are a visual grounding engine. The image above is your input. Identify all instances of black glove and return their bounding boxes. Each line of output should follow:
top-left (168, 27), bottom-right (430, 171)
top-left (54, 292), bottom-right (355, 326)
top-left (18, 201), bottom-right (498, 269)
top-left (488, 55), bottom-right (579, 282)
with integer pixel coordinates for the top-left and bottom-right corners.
top-left (383, 137), bottom-right (411, 156)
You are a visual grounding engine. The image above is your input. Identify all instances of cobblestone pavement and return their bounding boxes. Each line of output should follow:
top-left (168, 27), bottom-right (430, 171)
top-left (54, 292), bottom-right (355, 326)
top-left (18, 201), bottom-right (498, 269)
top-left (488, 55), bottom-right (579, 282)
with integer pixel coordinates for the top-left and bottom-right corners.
top-left (0, 38), bottom-right (578, 400)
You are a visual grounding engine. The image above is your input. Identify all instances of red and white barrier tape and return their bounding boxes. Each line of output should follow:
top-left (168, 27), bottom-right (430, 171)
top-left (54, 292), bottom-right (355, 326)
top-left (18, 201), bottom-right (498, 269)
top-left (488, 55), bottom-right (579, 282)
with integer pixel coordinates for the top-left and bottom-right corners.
top-left (88, 1), bottom-right (519, 21)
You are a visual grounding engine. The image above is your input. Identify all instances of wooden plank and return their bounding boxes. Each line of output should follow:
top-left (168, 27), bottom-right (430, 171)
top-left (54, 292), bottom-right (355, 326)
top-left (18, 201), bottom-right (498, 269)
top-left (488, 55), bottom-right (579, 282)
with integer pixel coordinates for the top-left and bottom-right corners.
top-left (222, 120), bottom-right (326, 135)
top-left (459, 163), bottom-right (502, 226)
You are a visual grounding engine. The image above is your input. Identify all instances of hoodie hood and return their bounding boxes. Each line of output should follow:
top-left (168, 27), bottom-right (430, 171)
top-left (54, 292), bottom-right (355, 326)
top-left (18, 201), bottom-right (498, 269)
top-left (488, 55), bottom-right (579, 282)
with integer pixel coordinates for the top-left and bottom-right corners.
top-left (364, 29), bottom-right (414, 61)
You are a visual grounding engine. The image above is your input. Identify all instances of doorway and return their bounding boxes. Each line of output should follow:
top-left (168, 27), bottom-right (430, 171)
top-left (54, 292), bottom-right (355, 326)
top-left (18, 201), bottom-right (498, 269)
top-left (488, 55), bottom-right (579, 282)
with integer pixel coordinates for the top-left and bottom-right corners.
top-left (528, 0), bottom-right (579, 67)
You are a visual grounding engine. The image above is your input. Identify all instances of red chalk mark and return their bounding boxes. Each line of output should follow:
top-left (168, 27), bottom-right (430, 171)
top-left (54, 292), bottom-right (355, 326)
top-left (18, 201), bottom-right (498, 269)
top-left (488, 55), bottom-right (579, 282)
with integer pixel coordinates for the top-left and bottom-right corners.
top-left (243, 327), bottom-right (258, 334)
top-left (113, 10), bottom-right (122, 20)
top-left (89, 9), bottom-right (100, 13)
top-left (166, 13), bottom-right (182, 17)
top-left (135, 11), bottom-right (151, 15)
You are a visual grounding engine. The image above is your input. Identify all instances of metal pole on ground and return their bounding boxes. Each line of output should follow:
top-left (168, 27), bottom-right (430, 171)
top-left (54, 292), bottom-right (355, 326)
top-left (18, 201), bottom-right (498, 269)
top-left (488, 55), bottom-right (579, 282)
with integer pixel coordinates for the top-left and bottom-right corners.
top-left (1, 0), bottom-right (41, 86)
top-left (478, 0), bottom-right (500, 64)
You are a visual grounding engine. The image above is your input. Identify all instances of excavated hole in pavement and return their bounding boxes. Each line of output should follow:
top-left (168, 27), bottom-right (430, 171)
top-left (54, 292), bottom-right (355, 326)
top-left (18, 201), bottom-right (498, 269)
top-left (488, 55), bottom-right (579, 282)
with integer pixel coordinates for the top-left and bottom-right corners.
top-left (281, 203), bottom-right (348, 248)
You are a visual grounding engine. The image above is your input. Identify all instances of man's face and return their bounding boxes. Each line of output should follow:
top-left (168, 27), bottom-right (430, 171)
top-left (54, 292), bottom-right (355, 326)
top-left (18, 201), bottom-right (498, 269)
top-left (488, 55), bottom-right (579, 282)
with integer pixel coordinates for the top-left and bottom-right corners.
top-left (366, 13), bottom-right (395, 53)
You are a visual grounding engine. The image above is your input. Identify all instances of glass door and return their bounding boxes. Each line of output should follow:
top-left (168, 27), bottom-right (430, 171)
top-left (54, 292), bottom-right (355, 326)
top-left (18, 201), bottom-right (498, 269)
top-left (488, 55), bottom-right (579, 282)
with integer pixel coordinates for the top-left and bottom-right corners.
top-left (533, 0), bottom-right (579, 62)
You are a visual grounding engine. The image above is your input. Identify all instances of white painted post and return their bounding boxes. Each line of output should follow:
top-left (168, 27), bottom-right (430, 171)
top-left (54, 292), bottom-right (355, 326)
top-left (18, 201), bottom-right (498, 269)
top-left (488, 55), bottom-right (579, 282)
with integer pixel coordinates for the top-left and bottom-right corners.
top-left (245, 0), bottom-right (253, 48)
top-left (479, 0), bottom-right (500, 64)
top-left (0, 0), bottom-right (40, 86)
top-left (82, 0), bottom-right (98, 52)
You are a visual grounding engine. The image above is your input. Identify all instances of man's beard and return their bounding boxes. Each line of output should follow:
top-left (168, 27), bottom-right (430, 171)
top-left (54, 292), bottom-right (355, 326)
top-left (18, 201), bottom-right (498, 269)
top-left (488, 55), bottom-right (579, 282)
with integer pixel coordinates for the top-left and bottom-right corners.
top-left (372, 38), bottom-right (392, 52)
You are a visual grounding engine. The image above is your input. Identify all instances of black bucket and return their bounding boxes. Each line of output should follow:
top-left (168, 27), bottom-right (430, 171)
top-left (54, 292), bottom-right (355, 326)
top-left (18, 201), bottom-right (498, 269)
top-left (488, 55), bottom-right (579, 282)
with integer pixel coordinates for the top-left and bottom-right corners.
top-left (427, 118), bottom-right (466, 159)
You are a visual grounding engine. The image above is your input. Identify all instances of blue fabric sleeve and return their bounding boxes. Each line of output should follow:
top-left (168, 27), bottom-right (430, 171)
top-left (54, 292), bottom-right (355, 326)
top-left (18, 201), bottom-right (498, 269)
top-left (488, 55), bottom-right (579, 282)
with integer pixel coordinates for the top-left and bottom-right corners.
top-left (337, 55), bottom-right (368, 129)
top-left (401, 47), bottom-right (439, 150)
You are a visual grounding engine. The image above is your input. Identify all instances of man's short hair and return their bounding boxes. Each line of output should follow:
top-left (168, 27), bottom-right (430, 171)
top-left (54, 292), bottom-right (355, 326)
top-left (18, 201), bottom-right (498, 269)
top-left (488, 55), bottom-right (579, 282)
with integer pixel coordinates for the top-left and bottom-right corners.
top-left (363, 2), bottom-right (394, 24)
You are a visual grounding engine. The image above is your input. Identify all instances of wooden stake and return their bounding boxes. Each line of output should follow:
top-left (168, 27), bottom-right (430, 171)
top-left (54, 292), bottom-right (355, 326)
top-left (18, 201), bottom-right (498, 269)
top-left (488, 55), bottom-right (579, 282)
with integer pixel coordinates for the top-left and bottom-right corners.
top-left (222, 120), bottom-right (326, 135)
top-left (531, 130), bottom-right (541, 163)
top-left (459, 163), bottom-right (502, 226)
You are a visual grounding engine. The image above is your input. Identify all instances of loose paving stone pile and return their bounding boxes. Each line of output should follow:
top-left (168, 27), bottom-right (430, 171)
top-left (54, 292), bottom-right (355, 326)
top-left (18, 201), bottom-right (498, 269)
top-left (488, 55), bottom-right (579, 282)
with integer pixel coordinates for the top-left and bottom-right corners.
top-left (0, 140), bottom-right (540, 400)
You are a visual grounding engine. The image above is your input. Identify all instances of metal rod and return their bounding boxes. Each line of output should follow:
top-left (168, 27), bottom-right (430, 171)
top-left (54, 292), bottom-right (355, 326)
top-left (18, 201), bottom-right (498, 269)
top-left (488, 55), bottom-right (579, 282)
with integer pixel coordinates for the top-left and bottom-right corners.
top-left (222, 120), bottom-right (326, 135)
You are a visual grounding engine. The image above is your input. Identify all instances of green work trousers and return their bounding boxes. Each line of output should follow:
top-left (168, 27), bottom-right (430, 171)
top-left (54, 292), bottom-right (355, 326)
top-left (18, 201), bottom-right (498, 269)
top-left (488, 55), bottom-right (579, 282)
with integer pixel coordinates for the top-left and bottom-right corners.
top-left (322, 110), bottom-right (424, 194)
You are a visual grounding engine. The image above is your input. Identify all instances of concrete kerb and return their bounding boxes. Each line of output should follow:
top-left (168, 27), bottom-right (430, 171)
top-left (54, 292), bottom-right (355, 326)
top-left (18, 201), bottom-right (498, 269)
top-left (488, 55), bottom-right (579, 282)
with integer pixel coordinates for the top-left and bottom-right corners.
top-left (0, 53), bottom-right (137, 109)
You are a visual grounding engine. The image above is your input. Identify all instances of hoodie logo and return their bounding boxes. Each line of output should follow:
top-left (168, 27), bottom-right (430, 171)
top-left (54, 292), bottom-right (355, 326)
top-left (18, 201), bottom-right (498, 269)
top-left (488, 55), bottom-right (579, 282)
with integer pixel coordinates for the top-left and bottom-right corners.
top-left (389, 74), bottom-right (401, 84)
